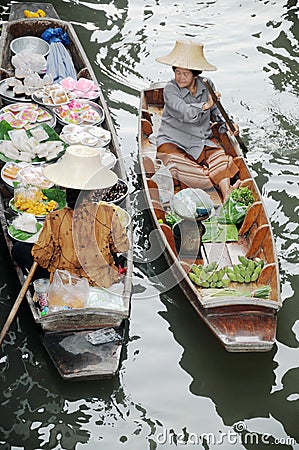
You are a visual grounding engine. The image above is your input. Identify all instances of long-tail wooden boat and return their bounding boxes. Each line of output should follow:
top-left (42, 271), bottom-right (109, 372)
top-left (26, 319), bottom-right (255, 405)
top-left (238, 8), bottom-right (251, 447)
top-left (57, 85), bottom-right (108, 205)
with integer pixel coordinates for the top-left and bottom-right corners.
top-left (138, 83), bottom-right (281, 352)
top-left (0, 3), bottom-right (133, 380)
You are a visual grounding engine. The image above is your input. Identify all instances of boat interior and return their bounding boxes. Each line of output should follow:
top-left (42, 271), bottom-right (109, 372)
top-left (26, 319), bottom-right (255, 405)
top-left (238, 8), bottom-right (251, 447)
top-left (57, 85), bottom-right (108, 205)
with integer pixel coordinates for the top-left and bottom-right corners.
top-left (0, 19), bottom-right (90, 81)
top-left (140, 87), bottom-right (279, 303)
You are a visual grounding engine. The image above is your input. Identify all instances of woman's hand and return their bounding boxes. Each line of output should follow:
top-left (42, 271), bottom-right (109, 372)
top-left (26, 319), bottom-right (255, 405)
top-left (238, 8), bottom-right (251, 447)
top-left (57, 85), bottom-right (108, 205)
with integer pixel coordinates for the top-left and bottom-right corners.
top-left (203, 92), bottom-right (221, 111)
top-left (229, 122), bottom-right (240, 136)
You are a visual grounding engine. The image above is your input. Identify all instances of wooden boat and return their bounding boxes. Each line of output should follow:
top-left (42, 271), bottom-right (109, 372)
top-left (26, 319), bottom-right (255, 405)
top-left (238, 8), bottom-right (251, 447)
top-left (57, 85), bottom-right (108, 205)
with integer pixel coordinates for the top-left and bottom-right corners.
top-left (0, 3), bottom-right (133, 380)
top-left (138, 83), bottom-right (281, 352)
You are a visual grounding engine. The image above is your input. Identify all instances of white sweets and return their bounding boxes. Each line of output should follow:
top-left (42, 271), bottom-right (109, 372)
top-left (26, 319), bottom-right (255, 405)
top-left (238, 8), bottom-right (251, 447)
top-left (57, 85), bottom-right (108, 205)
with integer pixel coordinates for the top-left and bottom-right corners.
top-left (0, 126), bottom-right (64, 162)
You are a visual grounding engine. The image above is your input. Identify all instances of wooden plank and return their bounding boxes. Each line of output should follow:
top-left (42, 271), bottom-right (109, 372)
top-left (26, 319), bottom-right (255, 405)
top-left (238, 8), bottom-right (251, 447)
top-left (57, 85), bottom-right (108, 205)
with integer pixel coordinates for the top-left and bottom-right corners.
top-left (9, 2), bottom-right (60, 20)
top-left (42, 329), bottom-right (123, 381)
top-left (239, 202), bottom-right (262, 235)
top-left (141, 118), bottom-right (153, 136)
top-left (246, 224), bottom-right (270, 258)
top-left (160, 224), bottom-right (178, 256)
top-left (152, 199), bottom-right (166, 222)
top-left (203, 242), bottom-right (232, 267)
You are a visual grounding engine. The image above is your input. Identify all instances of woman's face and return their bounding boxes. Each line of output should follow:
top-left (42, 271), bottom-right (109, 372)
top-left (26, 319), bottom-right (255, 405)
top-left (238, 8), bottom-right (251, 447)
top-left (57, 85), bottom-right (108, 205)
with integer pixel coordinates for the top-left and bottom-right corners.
top-left (174, 67), bottom-right (196, 90)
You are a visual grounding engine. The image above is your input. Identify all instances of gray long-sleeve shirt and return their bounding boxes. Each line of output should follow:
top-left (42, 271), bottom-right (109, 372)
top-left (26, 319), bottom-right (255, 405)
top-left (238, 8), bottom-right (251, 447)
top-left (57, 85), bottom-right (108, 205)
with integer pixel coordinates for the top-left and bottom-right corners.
top-left (156, 76), bottom-right (227, 160)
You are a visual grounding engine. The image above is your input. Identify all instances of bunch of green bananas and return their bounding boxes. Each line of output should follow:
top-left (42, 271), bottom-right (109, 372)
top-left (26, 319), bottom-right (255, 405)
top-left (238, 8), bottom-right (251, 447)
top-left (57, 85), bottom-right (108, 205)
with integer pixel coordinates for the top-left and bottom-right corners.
top-left (188, 256), bottom-right (265, 288)
top-left (225, 256), bottom-right (264, 283)
top-left (189, 261), bottom-right (230, 288)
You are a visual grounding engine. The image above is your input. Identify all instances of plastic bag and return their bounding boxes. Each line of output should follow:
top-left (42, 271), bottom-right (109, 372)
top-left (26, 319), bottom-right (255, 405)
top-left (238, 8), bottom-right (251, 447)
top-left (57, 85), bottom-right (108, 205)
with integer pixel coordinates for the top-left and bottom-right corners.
top-left (218, 198), bottom-right (248, 225)
top-left (171, 188), bottom-right (213, 218)
top-left (48, 269), bottom-right (89, 309)
top-left (41, 27), bottom-right (70, 45)
top-left (151, 159), bottom-right (174, 204)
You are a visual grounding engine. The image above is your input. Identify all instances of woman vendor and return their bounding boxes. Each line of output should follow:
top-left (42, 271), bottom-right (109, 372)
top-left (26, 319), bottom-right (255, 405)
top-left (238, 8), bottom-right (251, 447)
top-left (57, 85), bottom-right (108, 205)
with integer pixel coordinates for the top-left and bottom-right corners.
top-left (155, 40), bottom-right (240, 202)
top-left (12, 146), bottom-right (130, 288)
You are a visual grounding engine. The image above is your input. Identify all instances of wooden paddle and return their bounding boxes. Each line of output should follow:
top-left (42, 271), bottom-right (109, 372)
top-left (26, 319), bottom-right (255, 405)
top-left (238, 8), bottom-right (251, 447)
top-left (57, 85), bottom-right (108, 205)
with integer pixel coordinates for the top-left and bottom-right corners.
top-left (0, 261), bottom-right (38, 346)
top-left (203, 78), bottom-right (249, 155)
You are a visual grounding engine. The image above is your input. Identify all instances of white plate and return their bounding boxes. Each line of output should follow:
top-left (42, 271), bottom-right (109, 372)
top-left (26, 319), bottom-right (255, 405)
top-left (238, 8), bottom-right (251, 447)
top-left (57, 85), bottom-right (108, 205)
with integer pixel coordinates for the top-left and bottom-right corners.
top-left (19, 165), bottom-right (54, 189)
top-left (101, 151), bottom-right (116, 169)
top-left (31, 91), bottom-right (73, 108)
top-left (1, 161), bottom-right (30, 187)
top-left (9, 198), bottom-right (58, 219)
top-left (7, 221), bottom-right (43, 243)
top-left (54, 99), bottom-right (105, 126)
top-left (0, 102), bottom-right (56, 128)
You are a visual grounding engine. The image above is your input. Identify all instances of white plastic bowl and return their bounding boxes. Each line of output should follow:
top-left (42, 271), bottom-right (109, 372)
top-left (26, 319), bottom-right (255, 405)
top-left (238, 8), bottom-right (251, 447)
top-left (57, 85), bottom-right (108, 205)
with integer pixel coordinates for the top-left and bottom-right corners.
top-left (10, 37), bottom-right (50, 57)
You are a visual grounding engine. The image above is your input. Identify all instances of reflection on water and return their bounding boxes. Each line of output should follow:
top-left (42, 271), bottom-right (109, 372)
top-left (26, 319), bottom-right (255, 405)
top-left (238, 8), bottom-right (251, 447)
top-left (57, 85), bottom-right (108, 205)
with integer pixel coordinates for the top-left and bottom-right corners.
top-left (1, 0), bottom-right (299, 448)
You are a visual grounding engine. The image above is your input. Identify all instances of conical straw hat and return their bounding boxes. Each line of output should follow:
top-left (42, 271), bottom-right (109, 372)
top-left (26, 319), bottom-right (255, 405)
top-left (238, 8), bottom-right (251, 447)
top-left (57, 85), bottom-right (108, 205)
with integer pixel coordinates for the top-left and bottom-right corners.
top-left (43, 145), bottom-right (118, 190)
top-left (156, 40), bottom-right (217, 71)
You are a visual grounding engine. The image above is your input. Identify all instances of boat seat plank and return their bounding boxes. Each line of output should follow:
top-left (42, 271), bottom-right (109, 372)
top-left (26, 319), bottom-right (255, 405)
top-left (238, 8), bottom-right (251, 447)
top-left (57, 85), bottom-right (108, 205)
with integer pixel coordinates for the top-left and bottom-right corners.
top-left (142, 155), bottom-right (156, 177)
top-left (146, 178), bottom-right (160, 202)
top-left (141, 109), bottom-right (153, 124)
top-left (245, 224), bottom-right (270, 259)
top-left (141, 118), bottom-right (153, 136)
top-left (9, 2), bottom-right (60, 20)
top-left (152, 199), bottom-right (166, 222)
top-left (234, 156), bottom-right (251, 179)
top-left (239, 202), bottom-right (262, 235)
top-left (258, 263), bottom-right (276, 285)
top-left (225, 236), bottom-right (249, 265)
top-left (42, 329), bottom-right (123, 381)
top-left (160, 224), bottom-right (178, 256)
top-left (202, 242), bottom-right (232, 268)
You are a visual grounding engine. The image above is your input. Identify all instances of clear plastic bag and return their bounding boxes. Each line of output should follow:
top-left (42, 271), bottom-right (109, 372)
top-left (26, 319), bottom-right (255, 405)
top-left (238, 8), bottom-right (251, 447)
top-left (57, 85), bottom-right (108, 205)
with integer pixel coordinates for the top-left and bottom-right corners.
top-left (48, 269), bottom-right (89, 309)
top-left (151, 159), bottom-right (174, 204)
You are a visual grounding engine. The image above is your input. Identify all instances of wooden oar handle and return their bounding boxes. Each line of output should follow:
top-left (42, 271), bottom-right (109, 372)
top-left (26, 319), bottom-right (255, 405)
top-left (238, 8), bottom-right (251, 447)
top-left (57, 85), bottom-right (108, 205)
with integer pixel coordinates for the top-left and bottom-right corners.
top-left (0, 261), bottom-right (38, 347)
top-left (203, 78), bottom-right (248, 154)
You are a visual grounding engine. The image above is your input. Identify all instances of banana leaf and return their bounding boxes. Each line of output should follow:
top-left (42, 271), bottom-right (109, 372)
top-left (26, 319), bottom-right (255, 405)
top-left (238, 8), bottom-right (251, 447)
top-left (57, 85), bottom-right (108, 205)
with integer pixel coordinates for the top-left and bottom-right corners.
top-left (0, 120), bottom-right (66, 163)
top-left (217, 198), bottom-right (248, 225)
top-left (202, 221), bottom-right (238, 242)
top-left (8, 222), bottom-right (42, 241)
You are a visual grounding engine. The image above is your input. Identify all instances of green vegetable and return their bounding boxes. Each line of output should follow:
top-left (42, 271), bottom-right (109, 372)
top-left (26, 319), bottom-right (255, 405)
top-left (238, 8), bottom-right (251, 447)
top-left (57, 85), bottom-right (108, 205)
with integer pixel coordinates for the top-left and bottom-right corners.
top-left (252, 286), bottom-right (271, 298)
top-left (202, 285), bottom-right (271, 299)
top-left (188, 273), bottom-right (202, 286)
top-left (165, 211), bottom-right (181, 228)
top-left (231, 187), bottom-right (255, 206)
top-left (191, 264), bottom-right (204, 277)
top-left (204, 261), bottom-right (218, 272)
top-left (227, 271), bottom-right (237, 282)
top-left (238, 255), bottom-right (249, 266)
top-left (202, 221), bottom-right (238, 242)
top-left (189, 256), bottom-right (267, 289)
top-left (217, 188), bottom-right (255, 227)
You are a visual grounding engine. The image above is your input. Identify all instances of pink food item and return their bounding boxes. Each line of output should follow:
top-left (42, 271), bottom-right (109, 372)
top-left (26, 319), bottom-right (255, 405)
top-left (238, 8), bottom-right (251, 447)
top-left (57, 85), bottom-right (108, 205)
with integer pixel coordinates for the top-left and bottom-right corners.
top-left (83, 90), bottom-right (99, 99)
top-left (60, 77), bottom-right (77, 90)
top-left (0, 112), bottom-right (16, 123)
top-left (18, 109), bottom-right (39, 123)
top-left (37, 110), bottom-right (52, 122)
top-left (9, 118), bottom-right (29, 128)
top-left (75, 77), bottom-right (97, 92)
top-left (2, 103), bottom-right (24, 113)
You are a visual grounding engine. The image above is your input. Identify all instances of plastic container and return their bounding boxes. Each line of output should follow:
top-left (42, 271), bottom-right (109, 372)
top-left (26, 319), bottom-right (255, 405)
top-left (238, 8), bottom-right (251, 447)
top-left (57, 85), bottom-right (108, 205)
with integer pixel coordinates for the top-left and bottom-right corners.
top-left (33, 278), bottom-right (50, 314)
top-left (151, 159), bottom-right (174, 204)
